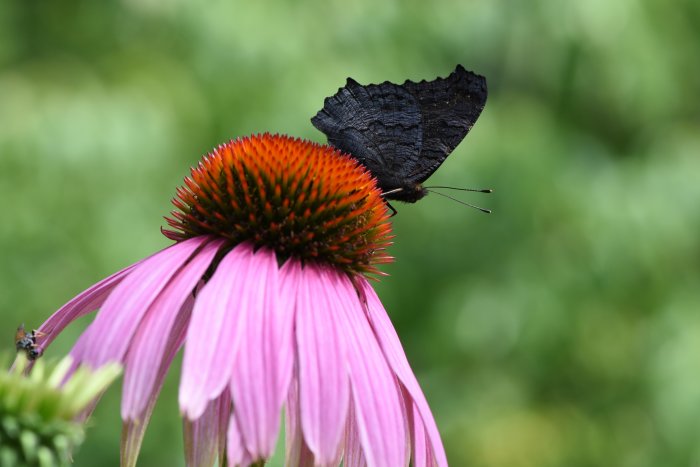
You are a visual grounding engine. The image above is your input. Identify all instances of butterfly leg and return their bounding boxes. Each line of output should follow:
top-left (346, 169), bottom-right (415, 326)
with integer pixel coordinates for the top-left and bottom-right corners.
top-left (386, 202), bottom-right (398, 217)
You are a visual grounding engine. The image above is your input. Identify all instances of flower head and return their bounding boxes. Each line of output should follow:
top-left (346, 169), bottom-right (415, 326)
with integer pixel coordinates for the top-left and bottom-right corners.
top-left (34, 134), bottom-right (447, 466)
top-left (164, 134), bottom-right (392, 275)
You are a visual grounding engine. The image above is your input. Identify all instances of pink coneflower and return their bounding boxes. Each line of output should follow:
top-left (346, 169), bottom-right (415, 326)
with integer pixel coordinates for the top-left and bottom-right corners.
top-left (35, 134), bottom-right (447, 466)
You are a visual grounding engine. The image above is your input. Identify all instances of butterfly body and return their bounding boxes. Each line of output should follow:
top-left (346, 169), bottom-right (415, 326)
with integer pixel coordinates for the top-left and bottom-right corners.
top-left (312, 65), bottom-right (487, 202)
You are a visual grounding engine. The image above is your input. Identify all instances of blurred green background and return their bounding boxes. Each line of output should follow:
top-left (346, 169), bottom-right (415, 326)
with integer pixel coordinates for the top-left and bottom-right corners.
top-left (1, 0), bottom-right (699, 465)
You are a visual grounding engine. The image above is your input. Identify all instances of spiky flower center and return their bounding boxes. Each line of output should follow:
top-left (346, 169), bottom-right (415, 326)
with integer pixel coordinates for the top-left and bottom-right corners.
top-left (164, 134), bottom-right (393, 274)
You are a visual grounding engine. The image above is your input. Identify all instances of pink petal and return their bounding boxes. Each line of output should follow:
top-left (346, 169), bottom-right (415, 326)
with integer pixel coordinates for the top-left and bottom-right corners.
top-left (285, 375), bottom-right (315, 467)
top-left (216, 389), bottom-right (231, 463)
top-left (358, 278), bottom-right (447, 467)
top-left (343, 400), bottom-right (367, 467)
top-left (121, 296), bottom-right (194, 467)
top-left (121, 240), bottom-right (223, 420)
top-left (36, 262), bottom-right (136, 351)
top-left (277, 259), bottom-right (302, 407)
top-left (229, 249), bottom-right (295, 459)
top-left (73, 237), bottom-right (208, 368)
top-left (75, 395), bottom-right (101, 424)
top-left (400, 384), bottom-right (412, 465)
top-left (295, 264), bottom-right (350, 465)
top-left (333, 270), bottom-right (407, 467)
top-left (180, 242), bottom-right (255, 419)
top-left (410, 402), bottom-right (437, 467)
top-left (184, 390), bottom-right (231, 467)
top-left (121, 418), bottom-right (150, 467)
top-left (227, 412), bottom-right (253, 467)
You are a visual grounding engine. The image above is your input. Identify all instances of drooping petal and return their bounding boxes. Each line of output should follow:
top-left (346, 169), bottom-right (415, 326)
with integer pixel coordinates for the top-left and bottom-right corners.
top-left (357, 278), bottom-right (447, 467)
top-left (410, 402), bottom-right (437, 467)
top-left (285, 375), bottom-right (315, 467)
top-left (216, 389), bottom-right (231, 464)
top-left (399, 383), bottom-right (412, 465)
top-left (122, 240), bottom-right (223, 420)
top-left (277, 259), bottom-right (302, 409)
top-left (184, 390), bottom-right (231, 467)
top-left (295, 263), bottom-right (350, 465)
top-left (333, 270), bottom-right (407, 467)
top-left (399, 385), bottom-right (434, 467)
top-left (121, 418), bottom-right (149, 467)
top-left (180, 242), bottom-right (254, 419)
top-left (227, 412), bottom-right (253, 467)
top-left (37, 262), bottom-right (137, 350)
top-left (73, 237), bottom-right (207, 368)
top-left (229, 248), bottom-right (295, 459)
top-left (343, 399), bottom-right (367, 467)
top-left (121, 296), bottom-right (194, 467)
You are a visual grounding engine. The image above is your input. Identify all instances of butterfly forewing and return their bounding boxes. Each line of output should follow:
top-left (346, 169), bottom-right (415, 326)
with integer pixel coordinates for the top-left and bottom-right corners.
top-left (311, 65), bottom-right (487, 202)
top-left (401, 65), bottom-right (487, 183)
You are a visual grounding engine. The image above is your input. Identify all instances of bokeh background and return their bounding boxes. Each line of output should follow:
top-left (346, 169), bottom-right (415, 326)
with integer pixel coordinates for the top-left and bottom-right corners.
top-left (1, 0), bottom-right (699, 465)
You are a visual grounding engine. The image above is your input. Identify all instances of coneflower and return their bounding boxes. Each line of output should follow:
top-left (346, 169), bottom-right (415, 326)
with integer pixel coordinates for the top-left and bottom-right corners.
top-left (34, 133), bottom-right (447, 466)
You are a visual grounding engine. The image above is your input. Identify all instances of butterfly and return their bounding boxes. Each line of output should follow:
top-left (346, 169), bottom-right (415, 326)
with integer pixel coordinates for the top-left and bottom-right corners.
top-left (311, 65), bottom-right (487, 204)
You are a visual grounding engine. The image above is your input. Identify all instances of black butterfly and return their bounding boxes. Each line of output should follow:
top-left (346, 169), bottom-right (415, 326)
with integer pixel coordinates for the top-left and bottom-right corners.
top-left (311, 65), bottom-right (487, 203)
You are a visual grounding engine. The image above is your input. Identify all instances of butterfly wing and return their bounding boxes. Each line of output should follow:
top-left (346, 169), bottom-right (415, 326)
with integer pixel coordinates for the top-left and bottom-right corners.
top-left (312, 65), bottom-right (487, 191)
top-left (311, 77), bottom-right (423, 192)
top-left (401, 65), bottom-right (487, 184)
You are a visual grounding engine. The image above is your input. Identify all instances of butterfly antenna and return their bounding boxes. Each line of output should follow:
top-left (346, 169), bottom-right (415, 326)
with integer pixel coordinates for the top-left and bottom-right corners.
top-left (380, 188), bottom-right (403, 198)
top-left (424, 185), bottom-right (493, 193)
top-left (426, 189), bottom-right (492, 214)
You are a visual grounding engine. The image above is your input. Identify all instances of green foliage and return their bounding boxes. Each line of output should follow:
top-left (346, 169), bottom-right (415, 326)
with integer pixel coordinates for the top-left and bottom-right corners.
top-left (0, 355), bottom-right (121, 466)
top-left (1, 0), bottom-right (699, 465)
